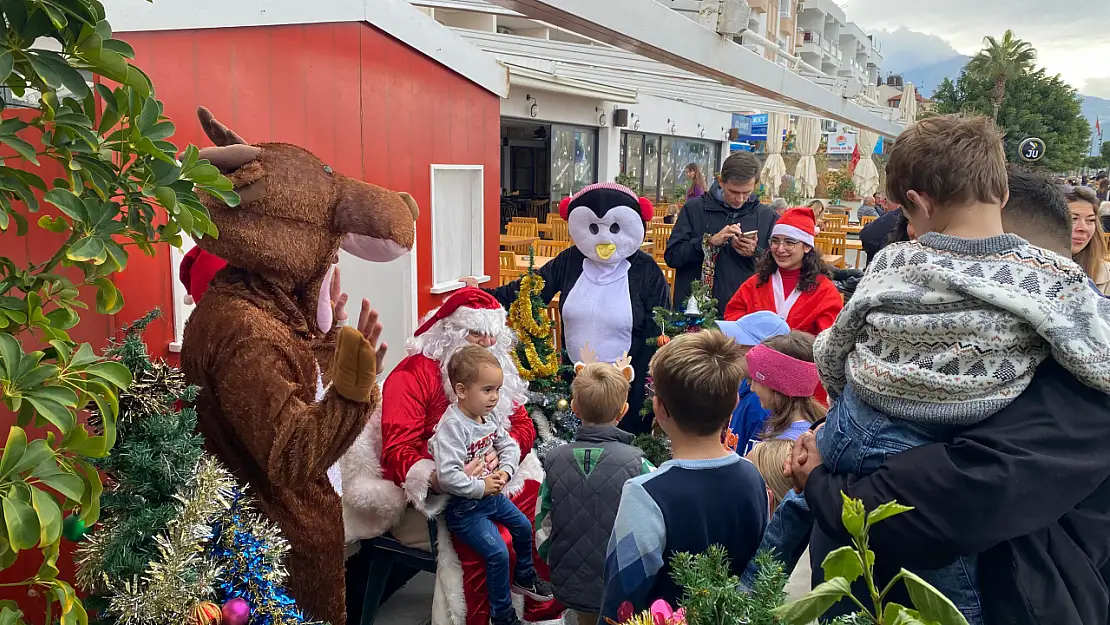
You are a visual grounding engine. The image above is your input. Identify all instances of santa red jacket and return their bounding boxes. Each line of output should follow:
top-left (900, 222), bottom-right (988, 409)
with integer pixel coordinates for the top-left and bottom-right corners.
top-left (380, 352), bottom-right (538, 499)
top-left (723, 273), bottom-right (843, 336)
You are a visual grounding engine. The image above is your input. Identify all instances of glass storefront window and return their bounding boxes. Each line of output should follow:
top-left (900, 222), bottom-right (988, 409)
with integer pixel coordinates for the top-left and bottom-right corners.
top-left (643, 135), bottom-right (660, 202)
top-left (551, 125), bottom-right (598, 200)
top-left (622, 131), bottom-right (720, 202)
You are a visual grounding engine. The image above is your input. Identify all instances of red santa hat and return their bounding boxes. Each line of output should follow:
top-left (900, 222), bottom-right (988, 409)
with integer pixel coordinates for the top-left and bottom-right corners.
top-left (179, 246), bottom-right (228, 306)
top-left (414, 287), bottom-right (506, 337)
top-left (772, 207), bottom-right (817, 247)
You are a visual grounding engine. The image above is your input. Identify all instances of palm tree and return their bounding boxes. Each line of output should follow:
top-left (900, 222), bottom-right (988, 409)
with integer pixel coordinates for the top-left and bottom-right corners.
top-left (966, 30), bottom-right (1037, 121)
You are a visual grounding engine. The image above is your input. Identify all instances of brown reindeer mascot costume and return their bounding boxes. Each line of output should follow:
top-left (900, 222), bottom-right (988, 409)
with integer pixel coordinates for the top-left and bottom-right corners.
top-left (181, 107), bottom-right (418, 624)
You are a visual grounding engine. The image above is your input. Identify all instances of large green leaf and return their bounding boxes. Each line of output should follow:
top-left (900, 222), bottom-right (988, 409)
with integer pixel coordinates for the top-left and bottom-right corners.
top-left (93, 278), bottom-right (122, 314)
top-left (901, 569), bottom-right (970, 625)
top-left (773, 577), bottom-right (853, 625)
top-left (0, 334), bottom-right (23, 380)
top-left (84, 361), bottom-right (131, 389)
top-left (23, 396), bottom-right (75, 432)
top-left (36, 539), bottom-right (60, 582)
top-left (0, 51), bottom-right (13, 83)
top-left (15, 363), bottom-right (60, 390)
top-left (66, 236), bottom-right (106, 263)
top-left (0, 427), bottom-right (28, 480)
top-left (822, 545), bottom-right (865, 584)
top-left (10, 439), bottom-right (53, 477)
top-left (74, 459), bottom-right (101, 525)
top-left (0, 134), bottom-right (40, 166)
top-left (867, 500), bottom-right (915, 526)
top-left (2, 489), bottom-right (41, 551)
top-left (0, 606), bottom-right (23, 625)
top-left (38, 473), bottom-right (85, 503)
top-left (43, 188), bottom-right (87, 222)
top-left (30, 486), bottom-right (62, 545)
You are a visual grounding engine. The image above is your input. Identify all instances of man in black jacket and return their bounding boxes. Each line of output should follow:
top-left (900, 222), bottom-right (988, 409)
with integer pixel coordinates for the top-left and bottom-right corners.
top-left (664, 152), bottom-right (777, 308)
top-left (788, 167), bottom-right (1110, 624)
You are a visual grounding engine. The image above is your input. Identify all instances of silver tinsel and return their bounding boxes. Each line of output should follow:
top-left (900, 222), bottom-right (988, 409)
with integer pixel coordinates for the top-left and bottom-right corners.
top-left (527, 390), bottom-right (580, 460)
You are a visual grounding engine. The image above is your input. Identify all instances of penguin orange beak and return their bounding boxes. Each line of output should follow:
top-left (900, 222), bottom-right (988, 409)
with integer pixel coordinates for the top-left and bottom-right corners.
top-left (595, 243), bottom-right (617, 260)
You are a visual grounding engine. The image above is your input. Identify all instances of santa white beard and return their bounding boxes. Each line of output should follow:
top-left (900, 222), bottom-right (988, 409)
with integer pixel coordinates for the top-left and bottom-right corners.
top-left (405, 317), bottom-right (530, 428)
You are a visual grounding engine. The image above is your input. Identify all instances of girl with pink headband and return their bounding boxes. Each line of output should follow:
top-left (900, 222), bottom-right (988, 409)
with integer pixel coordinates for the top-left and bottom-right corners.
top-left (743, 332), bottom-right (826, 509)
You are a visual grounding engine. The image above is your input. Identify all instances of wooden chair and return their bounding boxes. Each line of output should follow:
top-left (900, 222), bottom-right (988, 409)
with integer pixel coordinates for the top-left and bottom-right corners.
top-left (506, 221), bottom-right (538, 238)
top-left (499, 269), bottom-right (523, 286)
top-left (546, 212), bottom-right (563, 225)
top-left (659, 263), bottom-right (676, 305)
top-left (535, 240), bottom-right (571, 257)
top-left (859, 215), bottom-right (878, 226)
top-left (1104, 233), bottom-right (1110, 249)
top-left (528, 199), bottom-right (550, 218)
top-left (815, 231), bottom-right (847, 256)
top-left (548, 293), bottom-right (561, 348)
top-left (357, 520), bottom-right (438, 625)
top-left (551, 220), bottom-right (571, 242)
top-left (512, 216), bottom-right (538, 225)
top-left (499, 251), bottom-right (517, 271)
top-left (651, 224), bottom-right (673, 262)
top-left (822, 214), bottom-right (847, 232)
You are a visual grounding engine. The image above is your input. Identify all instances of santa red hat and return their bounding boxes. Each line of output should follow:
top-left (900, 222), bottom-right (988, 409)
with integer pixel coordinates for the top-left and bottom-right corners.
top-left (772, 207), bottom-right (817, 247)
top-left (179, 247), bottom-right (227, 305)
top-left (414, 287), bottom-right (506, 337)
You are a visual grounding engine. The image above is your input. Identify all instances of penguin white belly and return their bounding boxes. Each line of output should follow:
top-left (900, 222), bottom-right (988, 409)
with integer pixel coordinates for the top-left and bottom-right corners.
top-left (562, 269), bottom-right (633, 364)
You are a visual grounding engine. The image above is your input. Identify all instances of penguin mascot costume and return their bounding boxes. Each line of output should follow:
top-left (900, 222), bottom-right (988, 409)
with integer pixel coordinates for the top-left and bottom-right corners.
top-left (486, 182), bottom-right (670, 433)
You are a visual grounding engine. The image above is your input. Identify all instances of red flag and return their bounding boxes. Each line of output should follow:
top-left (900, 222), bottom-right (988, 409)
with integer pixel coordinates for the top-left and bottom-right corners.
top-left (849, 142), bottom-right (861, 173)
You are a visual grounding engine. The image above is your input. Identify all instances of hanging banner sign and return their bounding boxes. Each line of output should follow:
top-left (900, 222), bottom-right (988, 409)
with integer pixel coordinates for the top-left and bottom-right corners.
top-left (826, 132), bottom-right (857, 155)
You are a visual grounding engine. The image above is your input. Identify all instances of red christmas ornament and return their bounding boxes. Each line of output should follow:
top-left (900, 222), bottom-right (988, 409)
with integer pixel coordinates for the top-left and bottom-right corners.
top-left (188, 602), bottom-right (222, 625)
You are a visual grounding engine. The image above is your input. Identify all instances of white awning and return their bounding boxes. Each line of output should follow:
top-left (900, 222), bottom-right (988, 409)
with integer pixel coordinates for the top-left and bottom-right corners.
top-left (506, 62), bottom-right (638, 103)
top-left (457, 29), bottom-right (898, 126)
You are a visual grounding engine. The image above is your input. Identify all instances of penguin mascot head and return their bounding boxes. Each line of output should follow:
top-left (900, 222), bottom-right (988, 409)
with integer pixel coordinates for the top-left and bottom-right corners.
top-left (558, 183), bottom-right (654, 264)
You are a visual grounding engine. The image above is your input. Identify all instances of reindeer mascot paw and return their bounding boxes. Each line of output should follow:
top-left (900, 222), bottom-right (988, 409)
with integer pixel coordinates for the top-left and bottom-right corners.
top-left (180, 107), bottom-right (418, 625)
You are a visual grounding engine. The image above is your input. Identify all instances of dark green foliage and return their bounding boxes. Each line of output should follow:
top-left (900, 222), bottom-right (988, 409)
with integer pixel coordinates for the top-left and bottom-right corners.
top-left (631, 431), bottom-right (671, 467)
top-left (90, 311), bottom-right (205, 584)
top-left (932, 68), bottom-right (1090, 172)
top-left (670, 546), bottom-right (787, 625)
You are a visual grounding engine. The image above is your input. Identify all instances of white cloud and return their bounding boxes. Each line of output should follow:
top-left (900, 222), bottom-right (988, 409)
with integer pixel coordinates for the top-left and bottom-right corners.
top-left (1083, 77), bottom-right (1110, 100)
top-left (837, 0), bottom-right (1109, 94)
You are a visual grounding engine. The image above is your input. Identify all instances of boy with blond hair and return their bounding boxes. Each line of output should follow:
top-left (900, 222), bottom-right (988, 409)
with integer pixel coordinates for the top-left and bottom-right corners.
top-left (536, 362), bottom-right (651, 625)
top-left (599, 332), bottom-right (768, 619)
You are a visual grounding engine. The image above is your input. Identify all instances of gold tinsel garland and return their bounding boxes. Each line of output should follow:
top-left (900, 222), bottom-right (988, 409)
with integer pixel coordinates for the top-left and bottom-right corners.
top-left (76, 456), bottom-right (234, 625)
top-left (508, 273), bottom-right (560, 380)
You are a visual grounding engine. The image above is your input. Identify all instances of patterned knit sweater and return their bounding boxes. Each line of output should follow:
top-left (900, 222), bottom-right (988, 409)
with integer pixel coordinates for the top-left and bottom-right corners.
top-left (813, 233), bottom-right (1110, 424)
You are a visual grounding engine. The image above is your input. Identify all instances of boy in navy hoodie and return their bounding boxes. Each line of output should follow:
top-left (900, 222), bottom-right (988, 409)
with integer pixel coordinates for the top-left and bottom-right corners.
top-left (599, 331), bottom-right (768, 618)
top-left (716, 311), bottom-right (791, 455)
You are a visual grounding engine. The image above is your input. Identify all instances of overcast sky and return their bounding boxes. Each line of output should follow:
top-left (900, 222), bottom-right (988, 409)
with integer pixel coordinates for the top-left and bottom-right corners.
top-left (837, 0), bottom-right (1110, 98)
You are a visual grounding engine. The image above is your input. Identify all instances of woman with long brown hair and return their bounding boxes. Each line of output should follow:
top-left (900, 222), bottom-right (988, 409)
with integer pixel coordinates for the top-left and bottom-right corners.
top-left (684, 162), bottom-right (707, 200)
top-left (1062, 184), bottom-right (1110, 295)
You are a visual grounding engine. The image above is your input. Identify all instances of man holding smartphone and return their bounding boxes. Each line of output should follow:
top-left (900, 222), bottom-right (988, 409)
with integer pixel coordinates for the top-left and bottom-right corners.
top-left (664, 152), bottom-right (778, 307)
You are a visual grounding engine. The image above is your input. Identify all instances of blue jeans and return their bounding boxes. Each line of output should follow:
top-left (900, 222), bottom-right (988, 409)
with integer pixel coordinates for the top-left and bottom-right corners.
top-left (445, 494), bottom-right (538, 620)
top-left (810, 384), bottom-right (985, 625)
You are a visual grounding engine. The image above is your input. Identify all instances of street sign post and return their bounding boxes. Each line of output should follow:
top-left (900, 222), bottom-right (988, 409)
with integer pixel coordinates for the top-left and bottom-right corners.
top-left (1018, 137), bottom-right (1045, 163)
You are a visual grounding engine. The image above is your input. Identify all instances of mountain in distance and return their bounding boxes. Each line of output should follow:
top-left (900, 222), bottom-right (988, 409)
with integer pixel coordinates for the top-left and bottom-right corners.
top-left (894, 55), bottom-right (970, 98)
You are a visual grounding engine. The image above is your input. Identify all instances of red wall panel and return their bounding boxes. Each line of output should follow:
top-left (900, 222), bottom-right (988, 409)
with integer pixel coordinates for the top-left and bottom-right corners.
top-left (2, 21), bottom-right (500, 618)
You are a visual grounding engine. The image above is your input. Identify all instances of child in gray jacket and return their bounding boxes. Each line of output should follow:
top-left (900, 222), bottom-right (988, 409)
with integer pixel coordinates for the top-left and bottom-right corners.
top-left (430, 345), bottom-right (553, 625)
top-left (536, 358), bottom-right (653, 625)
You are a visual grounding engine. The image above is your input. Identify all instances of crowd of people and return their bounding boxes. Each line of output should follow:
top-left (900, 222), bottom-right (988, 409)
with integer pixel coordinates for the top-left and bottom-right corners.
top-left (343, 113), bottom-right (1110, 625)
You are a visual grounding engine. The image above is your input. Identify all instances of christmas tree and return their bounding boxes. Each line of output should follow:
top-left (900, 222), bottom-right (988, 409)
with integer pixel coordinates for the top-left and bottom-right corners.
top-left (506, 250), bottom-right (579, 457)
top-left (631, 279), bottom-right (721, 462)
top-left (75, 312), bottom-right (321, 625)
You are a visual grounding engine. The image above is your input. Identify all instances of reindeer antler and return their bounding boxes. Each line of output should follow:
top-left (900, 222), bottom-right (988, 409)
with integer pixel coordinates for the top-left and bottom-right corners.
top-left (198, 106), bottom-right (247, 146)
top-left (615, 352), bottom-right (632, 371)
top-left (578, 342), bottom-right (598, 365)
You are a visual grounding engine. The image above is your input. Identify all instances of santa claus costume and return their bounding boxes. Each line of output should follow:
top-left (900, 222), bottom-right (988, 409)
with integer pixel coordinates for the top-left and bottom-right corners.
top-left (340, 288), bottom-right (561, 625)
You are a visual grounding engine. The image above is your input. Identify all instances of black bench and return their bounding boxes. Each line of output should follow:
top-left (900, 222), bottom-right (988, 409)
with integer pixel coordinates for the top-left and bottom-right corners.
top-left (356, 519), bottom-right (439, 625)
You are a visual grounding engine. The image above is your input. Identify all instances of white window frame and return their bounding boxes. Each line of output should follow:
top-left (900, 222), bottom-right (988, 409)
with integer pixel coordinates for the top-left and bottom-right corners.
top-left (167, 234), bottom-right (197, 353)
top-left (429, 164), bottom-right (489, 294)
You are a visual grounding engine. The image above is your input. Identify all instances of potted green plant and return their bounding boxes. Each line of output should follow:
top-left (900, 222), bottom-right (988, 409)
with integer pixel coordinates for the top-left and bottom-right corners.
top-left (0, 3), bottom-right (235, 623)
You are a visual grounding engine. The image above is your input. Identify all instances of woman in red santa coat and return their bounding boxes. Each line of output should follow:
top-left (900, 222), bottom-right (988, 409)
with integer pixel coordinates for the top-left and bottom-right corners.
top-left (349, 287), bottom-right (561, 625)
top-left (724, 207), bottom-right (843, 402)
